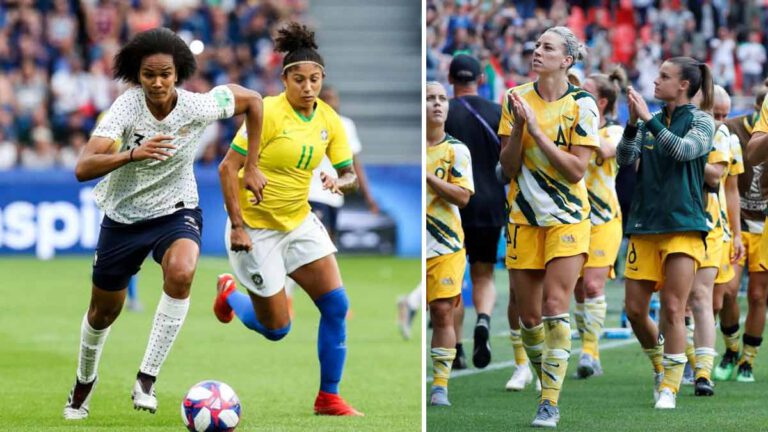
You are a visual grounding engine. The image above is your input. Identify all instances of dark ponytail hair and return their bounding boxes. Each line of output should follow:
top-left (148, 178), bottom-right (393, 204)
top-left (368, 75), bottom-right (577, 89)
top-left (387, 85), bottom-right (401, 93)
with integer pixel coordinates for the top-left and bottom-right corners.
top-left (587, 66), bottom-right (627, 117)
top-left (666, 57), bottom-right (713, 112)
top-left (274, 22), bottom-right (325, 75)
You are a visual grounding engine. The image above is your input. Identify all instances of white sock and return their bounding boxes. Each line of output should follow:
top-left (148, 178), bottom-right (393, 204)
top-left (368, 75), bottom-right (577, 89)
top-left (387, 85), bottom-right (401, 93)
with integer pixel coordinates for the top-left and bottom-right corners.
top-left (406, 284), bottom-right (422, 310)
top-left (139, 293), bottom-right (190, 377)
top-left (77, 313), bottom-right (110, 383)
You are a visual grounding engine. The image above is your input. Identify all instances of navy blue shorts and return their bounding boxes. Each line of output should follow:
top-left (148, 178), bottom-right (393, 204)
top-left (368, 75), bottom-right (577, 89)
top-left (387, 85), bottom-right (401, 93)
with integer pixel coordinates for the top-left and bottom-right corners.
top-left (464, 226), bottom-right (502, 264)
top-left (92, 208), bottom-right (203, 291)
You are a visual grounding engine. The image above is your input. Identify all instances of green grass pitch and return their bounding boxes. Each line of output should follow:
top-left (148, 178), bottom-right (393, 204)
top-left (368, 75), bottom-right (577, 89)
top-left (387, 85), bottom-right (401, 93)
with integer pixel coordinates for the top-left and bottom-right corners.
top-left (0, 255), bottom-right (421, 431)
top-left (427, 271), bottom-right (768, 431)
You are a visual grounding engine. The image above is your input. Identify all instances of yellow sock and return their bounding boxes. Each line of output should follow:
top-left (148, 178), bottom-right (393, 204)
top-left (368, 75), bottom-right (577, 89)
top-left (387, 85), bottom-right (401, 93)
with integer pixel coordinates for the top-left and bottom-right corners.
top-left (510, 329), bottom-right (528, 366)
top-left (660, 353), bottom-right (688, 393)
top-left (741, 344), bottom-right (760, 366)
top-left (584, 296), bottom-right (606, 359)
top-left (685, 319), bottom-right (696, 369)
top-left (431, 347), bottom-right (456, 388)
top-left (541, 314), bottom-right (572, 406)
top-left (574, 302), bottom-right (586, 343)
top-left (643, 343), bottom-right (664, 374)
top-left (520, 321), bottom-right (545, 380)
top-left (722, 327), bottom-right (740, 352)
top-left (694, 347), bottom-right (716, 381)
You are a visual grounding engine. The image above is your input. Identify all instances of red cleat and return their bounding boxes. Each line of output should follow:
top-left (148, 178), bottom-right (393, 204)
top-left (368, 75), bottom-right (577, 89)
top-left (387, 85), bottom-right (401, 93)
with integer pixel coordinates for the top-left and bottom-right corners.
top-left (314, 391), bottom-right (364, 416)
top-left (214, 274), bottom-right (237, 323)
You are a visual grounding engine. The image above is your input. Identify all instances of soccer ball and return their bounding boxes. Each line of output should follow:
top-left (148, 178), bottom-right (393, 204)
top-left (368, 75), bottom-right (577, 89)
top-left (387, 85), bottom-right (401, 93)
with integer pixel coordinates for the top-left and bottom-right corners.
top-left (181, 380), bottom-right (241, 432)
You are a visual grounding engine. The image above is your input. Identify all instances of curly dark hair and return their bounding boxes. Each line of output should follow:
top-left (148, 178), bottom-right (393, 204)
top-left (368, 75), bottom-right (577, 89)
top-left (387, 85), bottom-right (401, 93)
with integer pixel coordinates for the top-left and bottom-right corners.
top-left (274, 22), bottom-right (324, 74)
top-left (113, 27), bottom-right (196, 85)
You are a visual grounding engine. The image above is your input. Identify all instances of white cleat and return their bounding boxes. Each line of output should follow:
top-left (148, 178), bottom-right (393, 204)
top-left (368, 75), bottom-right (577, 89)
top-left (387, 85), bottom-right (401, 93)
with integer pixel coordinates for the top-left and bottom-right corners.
top-left (132, 379), bottom-right (158, 414)
top-left (653, 372), bottom-right (664, 402)
top-left (63, 377), bottom-right (97, 420)
top-left (536, 376), bottom-right (542, 392)
top-left (506, 363), bottom-right (534, 391)
top-left (654, 387), bottom-right (676, 409)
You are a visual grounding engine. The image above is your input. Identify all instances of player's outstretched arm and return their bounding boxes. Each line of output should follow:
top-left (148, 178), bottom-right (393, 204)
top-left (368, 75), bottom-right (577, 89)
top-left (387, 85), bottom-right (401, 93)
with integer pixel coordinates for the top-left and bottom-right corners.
top-left (227, 83), bottom-right (267, 203)
top-left (75, 134), bottom-right (176, 182)
top-left (218, 148), bottom-right (252, 252)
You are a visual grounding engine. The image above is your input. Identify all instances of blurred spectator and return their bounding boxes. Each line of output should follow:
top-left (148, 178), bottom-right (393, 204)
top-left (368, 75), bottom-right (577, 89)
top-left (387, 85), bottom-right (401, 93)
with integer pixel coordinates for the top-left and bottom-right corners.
top-left (738, 31), bottom-right (767, 94)
top-left (0, 0), bottom-right (309, 169)
top-left (427, 0), bottom-right (768, 105)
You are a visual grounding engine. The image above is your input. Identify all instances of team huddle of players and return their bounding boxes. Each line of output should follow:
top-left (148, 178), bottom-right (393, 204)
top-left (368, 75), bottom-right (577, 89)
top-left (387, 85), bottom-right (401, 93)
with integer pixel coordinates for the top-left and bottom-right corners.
top-left (427, 25), bottom-right (768, 428)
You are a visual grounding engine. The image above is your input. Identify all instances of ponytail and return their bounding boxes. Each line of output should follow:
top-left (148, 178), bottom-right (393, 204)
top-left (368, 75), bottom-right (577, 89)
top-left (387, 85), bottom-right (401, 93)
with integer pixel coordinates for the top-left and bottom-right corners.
top-left (666, 57), bottom-right (713, 111)
top-left (698, 63), bottom-right (714, 113)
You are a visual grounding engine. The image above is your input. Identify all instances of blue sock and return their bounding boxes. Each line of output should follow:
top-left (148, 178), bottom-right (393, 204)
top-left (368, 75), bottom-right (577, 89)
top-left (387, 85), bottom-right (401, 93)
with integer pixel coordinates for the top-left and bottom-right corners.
top-left (227, 291), bottom-right (290, 341)
top-left (127, 276), bottom-right (138, 300)
top-left (315, 287), bottom-right (348, 394)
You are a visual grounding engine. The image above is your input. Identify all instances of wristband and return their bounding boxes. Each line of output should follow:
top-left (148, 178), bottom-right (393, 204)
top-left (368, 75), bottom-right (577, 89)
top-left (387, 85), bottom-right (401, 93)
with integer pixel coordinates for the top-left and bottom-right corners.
top-left (129, 148), bottom-right (135, 162)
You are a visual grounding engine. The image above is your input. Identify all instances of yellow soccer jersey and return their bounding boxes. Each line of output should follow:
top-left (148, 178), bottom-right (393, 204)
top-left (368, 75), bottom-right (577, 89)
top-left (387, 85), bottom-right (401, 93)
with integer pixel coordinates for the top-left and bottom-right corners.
top-left (754, 97), bottom-right (768, 134)
top-left (231, 92), bottom-right (352, 231)
top-left (498, 82), bottom-right (600, 226)
top-left (586, 123), bottom-right (623, 225)
top-left (705, 124), bottom-right (731, 232)
top-left (718, 131), bottom-right (745, 241)
top-left (427, 134), bottom-right (474, 258)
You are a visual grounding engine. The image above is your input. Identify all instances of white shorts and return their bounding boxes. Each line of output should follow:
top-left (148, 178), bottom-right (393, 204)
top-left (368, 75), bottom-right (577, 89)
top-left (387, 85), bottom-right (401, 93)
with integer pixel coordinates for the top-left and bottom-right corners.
top-left (226, 212), bottom-right (337, 297)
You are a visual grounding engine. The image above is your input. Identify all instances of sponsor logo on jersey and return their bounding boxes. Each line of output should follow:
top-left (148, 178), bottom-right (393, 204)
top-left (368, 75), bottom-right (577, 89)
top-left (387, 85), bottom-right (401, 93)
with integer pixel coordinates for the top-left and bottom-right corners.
top-left (440, 277), bottom-right (455, 286)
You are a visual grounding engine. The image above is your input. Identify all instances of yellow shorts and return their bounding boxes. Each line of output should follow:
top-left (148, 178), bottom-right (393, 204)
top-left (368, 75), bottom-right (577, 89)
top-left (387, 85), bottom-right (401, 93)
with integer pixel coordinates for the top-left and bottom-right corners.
top-left (739, 231), bottom-right (766, 273)
top-left (700, 226), bottom-right (724, 269)
top-left (624, 232), bottom-right (706, 283)
top-left (505, 219), bottom-right (590, 270)
top-left (714, 240), bottom-right (735, 285)
top-left (585, 218), bottom-right (622, 275)
top-left (427, 249), bottom-right (465, 304)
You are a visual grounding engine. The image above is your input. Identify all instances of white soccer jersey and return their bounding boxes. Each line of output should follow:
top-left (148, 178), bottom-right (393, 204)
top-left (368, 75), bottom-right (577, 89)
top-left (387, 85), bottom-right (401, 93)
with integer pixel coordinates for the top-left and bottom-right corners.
top-left (307, 115), bottom-right (362, 208)
top-left (91, 85), bottom-right (236, 223)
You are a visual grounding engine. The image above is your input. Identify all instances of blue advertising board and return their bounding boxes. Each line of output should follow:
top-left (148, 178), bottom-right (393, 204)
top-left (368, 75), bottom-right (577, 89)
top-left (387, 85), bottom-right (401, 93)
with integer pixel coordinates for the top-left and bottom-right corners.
top-left (0, 164), bottom-right (421, 259)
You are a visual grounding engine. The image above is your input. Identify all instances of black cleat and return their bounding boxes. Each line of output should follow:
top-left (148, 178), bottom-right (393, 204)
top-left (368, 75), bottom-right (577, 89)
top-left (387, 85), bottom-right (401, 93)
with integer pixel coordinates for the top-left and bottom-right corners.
top-left (453, 344), bottom-right (468, 370)
top-left (694, 377), bottom-right (714, 396)
top-left (472, 318), bottom-right (491, 369)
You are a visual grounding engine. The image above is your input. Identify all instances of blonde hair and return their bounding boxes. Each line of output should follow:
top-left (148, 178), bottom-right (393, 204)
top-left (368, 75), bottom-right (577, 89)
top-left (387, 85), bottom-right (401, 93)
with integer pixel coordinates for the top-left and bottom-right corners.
top-left (544, 26), bottom-right (588, 69)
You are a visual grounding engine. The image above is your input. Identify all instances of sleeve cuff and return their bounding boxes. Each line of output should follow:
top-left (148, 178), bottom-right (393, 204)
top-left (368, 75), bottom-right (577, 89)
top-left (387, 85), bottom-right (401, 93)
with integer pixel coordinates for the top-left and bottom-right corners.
top-left (332, 159), bottom-right (353, 169)
top-left (645, 117), bottom-right (665, 137)
top-left (230, 143), bottom-right (247, 156)
top-left (623, 123), bottom-right (638, 139)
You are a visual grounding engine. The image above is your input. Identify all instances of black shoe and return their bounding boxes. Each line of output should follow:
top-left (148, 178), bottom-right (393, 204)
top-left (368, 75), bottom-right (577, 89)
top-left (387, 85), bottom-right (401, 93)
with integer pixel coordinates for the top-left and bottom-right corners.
top-left (453, 344), bottom-right (467, 370)
top-left (694, 377), bottom-right (714, 396)
top-left (472, 316), bottom-right (491, 369)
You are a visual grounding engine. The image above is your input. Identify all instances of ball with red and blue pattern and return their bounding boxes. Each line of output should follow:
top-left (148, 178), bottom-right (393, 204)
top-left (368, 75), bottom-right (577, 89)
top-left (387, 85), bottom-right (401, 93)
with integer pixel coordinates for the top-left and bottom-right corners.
top-left (181, 380), bottom-right (241, 432)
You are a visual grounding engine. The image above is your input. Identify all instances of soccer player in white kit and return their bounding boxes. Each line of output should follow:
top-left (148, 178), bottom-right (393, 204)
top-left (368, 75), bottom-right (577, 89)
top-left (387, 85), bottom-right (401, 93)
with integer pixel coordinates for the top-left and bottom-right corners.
top-left (63, 27), bottom-right (266, 420)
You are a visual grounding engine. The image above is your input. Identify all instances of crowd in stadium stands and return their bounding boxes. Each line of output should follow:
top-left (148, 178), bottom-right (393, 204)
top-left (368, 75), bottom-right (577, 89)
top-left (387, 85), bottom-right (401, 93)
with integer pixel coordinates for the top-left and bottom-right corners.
top-left (428, 0), bottom-right (768, 103)
top-left (0, 0), bottom-right (308, 170)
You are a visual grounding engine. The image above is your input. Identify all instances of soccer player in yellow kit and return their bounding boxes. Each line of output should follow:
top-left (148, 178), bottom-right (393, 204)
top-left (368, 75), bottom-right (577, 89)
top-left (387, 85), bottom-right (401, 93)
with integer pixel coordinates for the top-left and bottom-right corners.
top-left (498, 26), bottom-right (599, 428)
top-left (574, 68), bottom-right (627, 379)
top-left (426, 81), bottom-right (474, 407)
top-left (745, 88), bottom-right (768, 381)
top-left (686, 85), bottom-right (744, 396)
top-left (213, 22), bottom-right (362, 416)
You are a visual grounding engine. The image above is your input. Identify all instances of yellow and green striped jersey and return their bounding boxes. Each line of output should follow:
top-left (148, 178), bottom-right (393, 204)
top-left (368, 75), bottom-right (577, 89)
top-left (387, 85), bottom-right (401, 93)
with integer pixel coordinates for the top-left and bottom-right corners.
top-left (705, 124), bottom-right (731, 232)
top-left (718, 130), bottom-right (745, 241)
top-left (231, 92), bottom-right (352, 231)
top-left (585, 122), bottom-right (623, 225)
top-left (498, 82), bottom-right (600, 226)
top-left (427, 135), bottom-right (474, 258)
